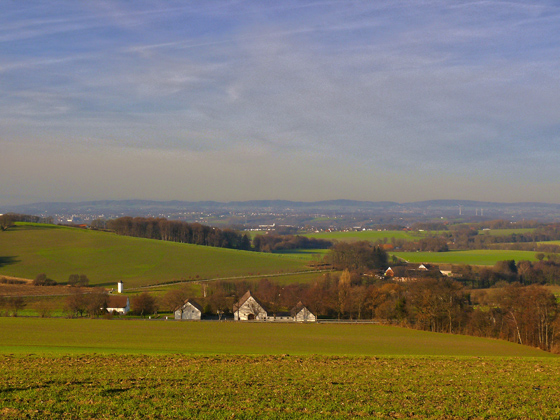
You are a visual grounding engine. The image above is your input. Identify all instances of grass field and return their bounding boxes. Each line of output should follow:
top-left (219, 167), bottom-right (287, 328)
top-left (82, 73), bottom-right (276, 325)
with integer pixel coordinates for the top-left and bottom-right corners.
top-left (304, 228), bottom-right (535, 243)
top-left (304, 230), bottom-right (424, 242)
top-left (393, 249), bottom-right (541, 266)
top-left (539, 240), bottom-right (560, 245)
top-left (2, 354), bottom-right (560, 419)
top-left (1, 318), bottom-right (559, 419)
top-left (0, 224), bottom-right (310, 288)
top-left (0, 318), bottom-right (551, 357)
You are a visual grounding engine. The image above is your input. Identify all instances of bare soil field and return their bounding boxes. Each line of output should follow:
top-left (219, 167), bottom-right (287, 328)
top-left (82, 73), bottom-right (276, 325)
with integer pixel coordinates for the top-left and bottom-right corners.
top-left (0, 284), bottom-right (90, 297)
top-left (0, 276), bottom-right (32, 283)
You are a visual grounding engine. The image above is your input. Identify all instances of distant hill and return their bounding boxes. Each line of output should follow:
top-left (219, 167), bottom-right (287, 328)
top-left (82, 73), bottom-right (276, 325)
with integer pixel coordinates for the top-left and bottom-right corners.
top-left (3, 199), bottom-right (560, 220)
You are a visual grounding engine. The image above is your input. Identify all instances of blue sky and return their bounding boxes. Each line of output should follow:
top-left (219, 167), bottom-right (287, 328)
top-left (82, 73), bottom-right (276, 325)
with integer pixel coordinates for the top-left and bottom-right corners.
top-left (1, 1), bottom-right (559, 205)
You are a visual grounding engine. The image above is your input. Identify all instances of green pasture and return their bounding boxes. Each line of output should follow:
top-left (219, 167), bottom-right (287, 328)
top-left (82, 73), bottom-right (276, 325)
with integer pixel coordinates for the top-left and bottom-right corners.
top-left (478, 228), bottom-right (535, 236)
top-left (1, 355), bottom-right (560, 419)
top-left (539, 240), bottom-right (560, 246)
top-left (0, 318), bottom-right (552, 357)
top-left (272, 248), bottom-right (329, 261)
top-left (2, 318), bottom-right (558, 418)
top-left (0, 224), bottom-right (309, 288)
top-left (304, 230), bottom-right (424, 242)
top-left (393, 249), bottom-right (541, 266)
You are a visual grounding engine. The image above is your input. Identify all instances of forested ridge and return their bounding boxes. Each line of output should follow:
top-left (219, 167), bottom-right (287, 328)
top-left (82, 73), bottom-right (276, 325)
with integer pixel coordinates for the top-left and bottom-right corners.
top-left (106, 217), bottom-right (252, 250)
top-left (104, 216), bottom-right (332, 252)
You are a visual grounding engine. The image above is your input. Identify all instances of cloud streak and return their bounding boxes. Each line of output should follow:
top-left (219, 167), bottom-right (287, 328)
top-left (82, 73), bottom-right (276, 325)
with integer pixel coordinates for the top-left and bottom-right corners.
top-left (1, 0), bottom-right (560, 205)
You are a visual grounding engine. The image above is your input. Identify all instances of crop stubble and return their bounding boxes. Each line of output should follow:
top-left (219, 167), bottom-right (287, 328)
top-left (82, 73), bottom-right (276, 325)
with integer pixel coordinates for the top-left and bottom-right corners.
top-left (1, 355), bottom-right (559, 419)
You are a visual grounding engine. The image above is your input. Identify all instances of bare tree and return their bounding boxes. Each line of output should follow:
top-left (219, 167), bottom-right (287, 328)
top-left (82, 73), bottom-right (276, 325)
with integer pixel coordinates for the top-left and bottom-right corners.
top-left (132, 292), bottom-right (158, 317)
top-left (160, 286), bottom-right (192, 312)
top-left (66, 290), bottom-right (87, 317)
top-left (6, 297), bottom-right (25, 317)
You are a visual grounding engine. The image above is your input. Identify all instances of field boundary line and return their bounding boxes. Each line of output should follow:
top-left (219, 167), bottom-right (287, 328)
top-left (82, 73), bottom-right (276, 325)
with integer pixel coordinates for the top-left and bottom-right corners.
top-left (125, 269), bottom-right (332, 291)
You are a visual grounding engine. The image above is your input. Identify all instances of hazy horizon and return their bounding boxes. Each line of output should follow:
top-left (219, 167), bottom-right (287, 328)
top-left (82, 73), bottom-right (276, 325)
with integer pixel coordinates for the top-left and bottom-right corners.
top-left (2, 1), bottom-right (559, 206)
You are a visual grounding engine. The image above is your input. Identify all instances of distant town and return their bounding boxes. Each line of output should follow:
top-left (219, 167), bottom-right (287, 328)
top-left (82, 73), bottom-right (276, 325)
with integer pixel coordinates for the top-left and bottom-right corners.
top-left (3, 199), bottom-right (560, 231)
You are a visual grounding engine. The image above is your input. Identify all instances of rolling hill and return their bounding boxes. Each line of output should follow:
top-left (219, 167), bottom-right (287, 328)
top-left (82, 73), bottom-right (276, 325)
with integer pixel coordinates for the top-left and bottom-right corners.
top-left (0, 223), bottom-right (311, 288)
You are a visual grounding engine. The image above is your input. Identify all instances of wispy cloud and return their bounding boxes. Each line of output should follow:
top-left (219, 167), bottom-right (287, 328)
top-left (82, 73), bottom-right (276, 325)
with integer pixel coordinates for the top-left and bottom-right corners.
top-left (2, 0), bottom-right (560, 204)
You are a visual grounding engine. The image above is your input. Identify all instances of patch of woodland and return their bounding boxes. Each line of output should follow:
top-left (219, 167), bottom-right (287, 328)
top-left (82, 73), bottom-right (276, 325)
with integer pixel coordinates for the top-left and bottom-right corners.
top-left (156, 269), bottom-right (560, 352)
top-left (451, 256), bottom-right (560, 288)
top-left (375, 220), bottom-right (560, 252)
top-left (252, 234), bottom-right (332, 252)
top-left (0, 213), bottom-right (54, 231)
top-left (105, 217), bottom-right (252, 250)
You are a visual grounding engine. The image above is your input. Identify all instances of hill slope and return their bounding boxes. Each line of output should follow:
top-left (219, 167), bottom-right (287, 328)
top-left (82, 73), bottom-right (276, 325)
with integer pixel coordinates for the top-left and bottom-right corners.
top-left (0, 224), bottom-right (310, 288)
top-left (0, 318), bottom-right (553, 357)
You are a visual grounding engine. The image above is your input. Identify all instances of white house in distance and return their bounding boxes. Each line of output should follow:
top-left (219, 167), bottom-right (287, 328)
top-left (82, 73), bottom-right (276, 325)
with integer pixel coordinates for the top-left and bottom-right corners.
top-left (233, 291), bottom-right (316, 322)
top-left (291, 301), bottom-right (316, 322)
top-left (233, 291), bottom-right (268, 321)
top-left (106, 295), bottom-right (130, 314)
top-left (175, 299), bottom-right (203, 320)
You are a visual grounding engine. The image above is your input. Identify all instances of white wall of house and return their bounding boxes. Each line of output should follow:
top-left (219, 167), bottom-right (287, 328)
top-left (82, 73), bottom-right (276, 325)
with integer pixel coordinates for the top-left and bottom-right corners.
top-left (294, 307), bottom-right (316, 322)
top-left (107, 298), bottom-right (130, 314)
top-left (174, 302), bottom-right (202, 320)
top-left (234, 296), bottom-right (267, 321)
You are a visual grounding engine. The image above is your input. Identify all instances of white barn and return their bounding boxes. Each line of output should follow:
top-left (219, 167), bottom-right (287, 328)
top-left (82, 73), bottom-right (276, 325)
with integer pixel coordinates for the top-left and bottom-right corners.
top-left (291, 301), bottom-right (316, 322)
top-left (233, 291), bottom-right (268, 321)
top-left (175, 300), bottom-right (203, 320)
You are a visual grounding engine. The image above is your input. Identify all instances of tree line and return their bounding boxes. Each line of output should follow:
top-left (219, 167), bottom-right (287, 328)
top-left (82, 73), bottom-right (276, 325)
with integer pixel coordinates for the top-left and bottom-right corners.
top-left (0, 213), bottom-right (54, 231)
top-left (105, 217), bottom-right (252, 250)
top-left (104, 216), bottom-right (333, 253)
top-left (252, 234), bottom-right (332, 252)
top-left (451, 256), bottom-right (560, 288)
top-left (370, 221), bottom-right (560, 253)
top-left (152, 273), bottom-right (559, 352)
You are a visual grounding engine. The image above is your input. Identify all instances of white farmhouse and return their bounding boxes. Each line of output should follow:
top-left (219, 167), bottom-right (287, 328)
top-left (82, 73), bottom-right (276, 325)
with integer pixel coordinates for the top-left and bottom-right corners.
top-left (291, 301), bottom-right (316, 322)
top-left (175, 300), bottom-right (203, 320)
top-left (106, 295), bottom-right (130, 314)
top-left (233, 291), bottom-right (268, 321)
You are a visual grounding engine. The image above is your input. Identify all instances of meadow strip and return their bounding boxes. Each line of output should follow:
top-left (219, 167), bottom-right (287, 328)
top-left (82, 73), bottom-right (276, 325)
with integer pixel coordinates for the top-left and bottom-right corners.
top-left (0, 318), bottom-right (553, 358)
top-left (1, 355), bottom-right (559, 419)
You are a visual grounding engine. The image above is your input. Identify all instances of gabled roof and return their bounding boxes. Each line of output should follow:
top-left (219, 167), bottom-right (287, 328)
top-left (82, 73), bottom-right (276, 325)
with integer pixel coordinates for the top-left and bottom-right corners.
top-left (233, 290), bottom-right (267, 312)
top-left (291, 301), bottom-right (311, 317)
top-left (174, 299), bottom-right (203, 312)
top-left (107, 295), bottom-right (128, 308)
top-left (413, 263), bottom-right (439, 271)
top-left (184, 299), bottom-right (203, 312)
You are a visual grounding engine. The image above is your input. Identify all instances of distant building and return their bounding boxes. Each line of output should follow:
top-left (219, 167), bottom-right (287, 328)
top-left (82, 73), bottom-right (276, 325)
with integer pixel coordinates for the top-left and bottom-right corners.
top-left (233, 291), bottom-right (268, 321)
top-left (386, 263), bottom-right (444, 282)
top-left (174, 300), bottom-right (203, 320)
top-left (233, 292), bottom-right (316, 322)
top-left (291, 301), bottom-right (316, 322)
top-left (106, 295), bottom-right (130, 314)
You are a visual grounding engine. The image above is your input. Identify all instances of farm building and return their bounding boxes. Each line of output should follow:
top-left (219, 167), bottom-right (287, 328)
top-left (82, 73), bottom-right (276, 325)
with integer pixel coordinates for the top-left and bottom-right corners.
top-left (268, 311), bottom-right (293, 321)
top-left (233, 291), bottom-right (316, 322)
top-left (385, 263), bottom-right (444, 282)
top-left (174, 299), bottom-right (203, 320)
top-left (233, 291), bottom-right (268, 321)
top-left (291, 301), bottom-right (316, 322)
top-left (106, 295), bottom-right (130, 314)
